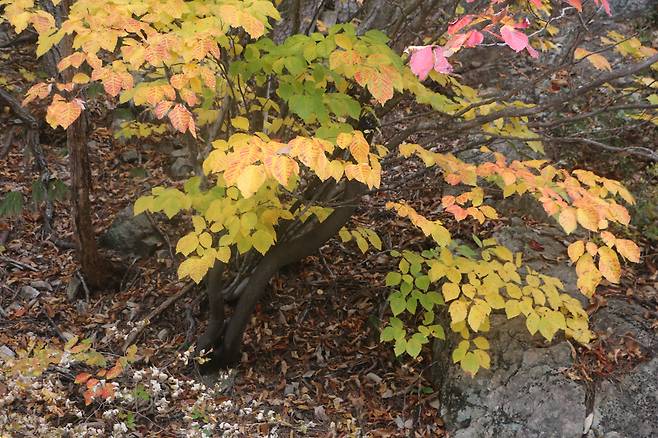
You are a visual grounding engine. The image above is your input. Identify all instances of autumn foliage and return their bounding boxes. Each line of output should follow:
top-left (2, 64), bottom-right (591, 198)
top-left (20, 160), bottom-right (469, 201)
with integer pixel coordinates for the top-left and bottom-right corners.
top-left (2, 0), bottom-right (655, 376)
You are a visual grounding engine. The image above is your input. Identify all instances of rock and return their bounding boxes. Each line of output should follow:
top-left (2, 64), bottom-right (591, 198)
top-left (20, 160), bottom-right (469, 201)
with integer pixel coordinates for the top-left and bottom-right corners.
top-left (99, 206), bottom-right (162, 256)
top-left (20, 285), bottom-right (40, 300)
top-left (591, 357), bottom-right (658, 438)
top-left (170, 157), bottom-right (193, 179)
top-left (30, 280), bottom-right (52, 291)
top-left (592, 298), bottom-right (656, 351)
top-left (587, 295), bottom-right (658, 438)
top-left (66, 276), bottom-right (82, 301)
top-left (170, 148), bottom-right (189, 158)
top-left (157, 328), bottom-right (170, 341)
top-left (120, 149), bottom-right (140, 163)
top-left (0, 345), bottom-right (16, 360)
top-left (608, 0), bottom-right (656, 17)
top-left (435, 316), bottom-right (586, 438)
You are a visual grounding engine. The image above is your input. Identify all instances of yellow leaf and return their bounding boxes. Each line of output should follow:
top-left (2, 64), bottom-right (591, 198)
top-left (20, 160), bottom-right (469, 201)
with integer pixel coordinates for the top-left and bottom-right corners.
top-left (176, 232), bottom-right (199, 256)
top-left (448, 300), bottom-right (468, 324)
top-left (236, 165), bottom-right (267, 198)
top-left (598, 246), bottom-right (621, 283)
top-left (231, 116), bottom-right (250, 131)
top-left (576, 206), bottom-right (599, 231)
top-left (442, 282), bottom-right (461, 302)
top-left (615, 239), bottom-right (640, 263)
top-left (473, 336), bottom-right (490, 350)
top-left (467, 304), bottom-right (487, 331)
top-left (45, 96), bottom-right (83, 129)
top-left (558, 208), bottom-right (577, 234)
top-left (600, 231), bottom-right (616, 247)
top-left (269, 155), bottom-right (299, 186)
top-left (505, 299), bottom-right (520, 318)
top-left (177, 257), bottom-right (210, 283)
top-left (525, 312), bottom-right (540, 335)
top-left (567, 241), bottom-right (585, 263)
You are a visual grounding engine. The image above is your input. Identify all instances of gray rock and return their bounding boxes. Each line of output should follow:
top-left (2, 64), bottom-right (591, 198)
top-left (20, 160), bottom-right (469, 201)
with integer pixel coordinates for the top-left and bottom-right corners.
top-left (435, 316), bottom-right (586, 438)
top-left (66, 276), bottom-right (82, 301)
top-left (592, 298), bottom-right (656, 351)
top-left (591, 357), bottom-right (658, 438)
top-left (170, 148), bottom-right (189, 158)
top-left (0, 345), bottom-right (15, 360)
top-left (20, 285), bottom-right (40, 300)
top-left (99, 206), bottom-right (162, 256)
top-left (587, 294), bottom-right (658, 438)
top-left (30, 280), bottom-right (52, 291)
top-left (121, 149), bottom-right (140, 163)
top-left (170, 157), bottom-right (193, 179)
top-left (608, 0), bottom-right (657, 17)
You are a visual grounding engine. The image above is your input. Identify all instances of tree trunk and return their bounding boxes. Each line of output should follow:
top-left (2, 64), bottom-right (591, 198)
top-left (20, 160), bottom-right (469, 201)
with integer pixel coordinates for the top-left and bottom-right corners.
top-left (66, 113), bottom-right (116, 289)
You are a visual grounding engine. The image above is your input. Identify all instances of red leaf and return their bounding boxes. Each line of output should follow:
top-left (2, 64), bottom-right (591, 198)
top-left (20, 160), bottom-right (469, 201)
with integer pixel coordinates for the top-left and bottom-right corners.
top-left (464, 30), bottom-right (484, 48)
top-left (565, 0), bottom-right (582, 11)
top-left (448, 15), bottom-right (473, 35)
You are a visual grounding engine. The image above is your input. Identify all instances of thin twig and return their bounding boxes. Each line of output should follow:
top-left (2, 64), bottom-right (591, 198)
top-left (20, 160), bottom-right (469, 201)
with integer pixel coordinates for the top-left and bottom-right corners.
top-left (122, 282), bottom-right (196, 352)
top-left (0, 256), bottom-right (39, 271)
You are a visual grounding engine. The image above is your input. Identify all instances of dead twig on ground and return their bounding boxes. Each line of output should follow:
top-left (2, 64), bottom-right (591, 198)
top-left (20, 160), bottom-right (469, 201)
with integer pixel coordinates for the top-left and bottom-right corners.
top-left (122, 281), bottom-right (196, 351)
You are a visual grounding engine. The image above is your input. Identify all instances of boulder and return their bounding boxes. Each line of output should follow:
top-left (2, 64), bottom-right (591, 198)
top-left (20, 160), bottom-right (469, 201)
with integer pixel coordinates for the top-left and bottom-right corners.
top-left (99, 206), bottom-right (162, 256)
top-left (435, 316), bottom-right (587, 438)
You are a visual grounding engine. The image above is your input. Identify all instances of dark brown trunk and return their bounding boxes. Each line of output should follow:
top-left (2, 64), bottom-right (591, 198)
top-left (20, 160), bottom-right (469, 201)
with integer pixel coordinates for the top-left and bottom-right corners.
top-left (66, 113), bottom-right (114, 289)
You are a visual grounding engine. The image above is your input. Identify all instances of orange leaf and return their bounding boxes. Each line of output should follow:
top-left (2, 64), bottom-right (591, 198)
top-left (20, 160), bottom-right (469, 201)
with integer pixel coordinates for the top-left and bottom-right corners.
top-left (106, 361), bottom-right (123, 380)
top-left (83, 389), bottom-right (94, 406)
top-left (74, 372), bottom-right (92, 384)
top-left (168, 104), bottom-right (193, 135)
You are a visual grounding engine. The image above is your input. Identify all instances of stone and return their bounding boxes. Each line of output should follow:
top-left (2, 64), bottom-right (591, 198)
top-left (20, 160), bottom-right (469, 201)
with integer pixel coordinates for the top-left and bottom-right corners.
top-left (30, 280), bottom-right (52, 291)
top-left (66, 276), bottom-right (82, 301)
top-left (0, 345), bottom-right (15, 360)
top-left (586, 294), bottom-right (658, 438)
top-left (591, 357), bottom-right (658, 438)
top-left (20, 285), bottom-right (40, 300)
top-left (120, 149), bottom-right (140, 163)
top-left (435, 316), bottom-right (586, 438)
top-left (169, 157), bottom-right (193, 179)
top-left (99, 206), bottom-right (162, 256)
top-left (170, 148), bottom-right (189, 158)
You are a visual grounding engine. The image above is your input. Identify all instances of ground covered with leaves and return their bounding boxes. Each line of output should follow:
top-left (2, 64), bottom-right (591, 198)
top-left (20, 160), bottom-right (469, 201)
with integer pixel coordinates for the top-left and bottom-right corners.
top-left (2, 24), bottom-right (657, 438)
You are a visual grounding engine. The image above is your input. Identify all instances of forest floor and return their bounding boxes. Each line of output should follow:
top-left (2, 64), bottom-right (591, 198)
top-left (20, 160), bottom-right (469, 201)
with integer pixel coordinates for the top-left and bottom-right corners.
top-left (1, 24), bottom-right (658, 438)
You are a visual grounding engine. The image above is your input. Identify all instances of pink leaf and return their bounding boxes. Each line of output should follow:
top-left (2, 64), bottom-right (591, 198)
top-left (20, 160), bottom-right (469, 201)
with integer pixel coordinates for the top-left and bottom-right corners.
top-left (464, 30), bottom-right (484, 48)
top-left (409, 46), bottom-right (434, 81)
top-left (448, 15), bottom-right (473, 35)
top-left (500, 25), bottom-right (529, 53)
top-left (595, 0), bottom-right (611, 15)
top-left (529, 0), bottom-right (543, 6)
top-left (526, 44), bottom-right (539, 58)
top-left (443, 33), bottom-right (469, 56)
top-left (433, 47), bottom-right (453, 74)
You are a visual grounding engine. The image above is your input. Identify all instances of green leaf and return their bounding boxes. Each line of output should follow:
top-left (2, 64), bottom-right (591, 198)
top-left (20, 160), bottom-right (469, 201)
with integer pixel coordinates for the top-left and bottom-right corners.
top-left (461, 351), bottom-right (480, 376)
top-left (385, 272), bottom-right (402, 286)
top-left (252, 229), bottom-right (274, 255)
top-left (389, 291), bottom-right (406, 316)
top-left (394, 337), bottom-right (407, 356)
top-left (0, 191), bottom-right (23, 218)
top-left (415, 275), bottom-right (430, 291)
